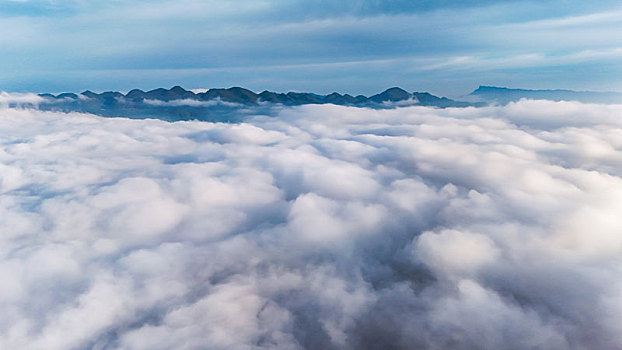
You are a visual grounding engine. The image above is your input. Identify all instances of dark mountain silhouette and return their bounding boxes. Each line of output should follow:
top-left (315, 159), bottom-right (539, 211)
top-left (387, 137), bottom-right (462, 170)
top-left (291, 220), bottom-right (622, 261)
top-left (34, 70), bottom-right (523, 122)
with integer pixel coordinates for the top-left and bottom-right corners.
top-left (35, 86), bottom-right (479, 122)
top-left (414, 92), bottom-right (472, 108)
top-left (369, 87), bottom-right (411, 103)
top-left (81, 90), bottom-right (100, 99)
top-left (199, 87), bottom-right (259, 104)
top-left (56, 93), bottom-right (79, 99)
top-left (324, 92), bottom-right (358, 105)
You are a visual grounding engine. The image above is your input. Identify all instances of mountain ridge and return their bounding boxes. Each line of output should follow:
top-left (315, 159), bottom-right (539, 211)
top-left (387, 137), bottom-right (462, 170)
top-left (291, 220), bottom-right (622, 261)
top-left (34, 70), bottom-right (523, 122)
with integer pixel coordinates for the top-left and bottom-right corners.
top-left (29, 86), bottom-right (479, 122)
top-left (470, 85), bottom-right (622, 104)
top-left (9, 85), bottom-right (620, 122)
top-left (40, 86), bottom-right (475, 108)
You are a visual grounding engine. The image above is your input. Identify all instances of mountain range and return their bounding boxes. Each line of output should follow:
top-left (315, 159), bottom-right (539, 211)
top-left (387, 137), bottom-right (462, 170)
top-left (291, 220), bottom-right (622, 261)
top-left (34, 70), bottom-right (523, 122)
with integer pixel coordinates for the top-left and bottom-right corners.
top-left (469, 86), bottom-right (622, 104)
top-left (26, 85), bottom-right (622, 122)
top-left (40, 86), bottom-right (475, 107)
top-left (33, 86), bottom-right (478, 122)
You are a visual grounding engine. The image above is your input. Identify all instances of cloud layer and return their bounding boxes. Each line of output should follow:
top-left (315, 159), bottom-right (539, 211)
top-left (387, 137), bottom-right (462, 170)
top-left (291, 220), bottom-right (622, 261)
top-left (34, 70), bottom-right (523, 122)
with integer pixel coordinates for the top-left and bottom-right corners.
top-left (1, 101), bottom-right (622, 349)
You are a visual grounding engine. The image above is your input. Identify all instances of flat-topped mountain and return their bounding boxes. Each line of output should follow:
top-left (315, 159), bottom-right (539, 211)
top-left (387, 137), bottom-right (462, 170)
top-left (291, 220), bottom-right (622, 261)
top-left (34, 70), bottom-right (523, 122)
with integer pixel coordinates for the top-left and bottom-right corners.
top-left (470, 86), bottom-right (622, 104)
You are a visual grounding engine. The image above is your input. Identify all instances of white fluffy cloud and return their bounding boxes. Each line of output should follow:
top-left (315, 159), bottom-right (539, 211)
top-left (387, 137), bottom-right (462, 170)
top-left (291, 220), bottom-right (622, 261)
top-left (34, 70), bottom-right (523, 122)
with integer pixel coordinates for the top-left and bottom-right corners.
top-left (1, 100), bottom-right (622, 349)
top-left (0, 92), bottom-right (44, 107)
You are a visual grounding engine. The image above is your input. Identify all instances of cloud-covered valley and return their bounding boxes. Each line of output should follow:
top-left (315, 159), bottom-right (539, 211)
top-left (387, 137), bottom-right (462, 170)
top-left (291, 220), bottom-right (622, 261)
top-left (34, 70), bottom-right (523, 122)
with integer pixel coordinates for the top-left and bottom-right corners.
top-left (1, 101), bottom-right (622, 349)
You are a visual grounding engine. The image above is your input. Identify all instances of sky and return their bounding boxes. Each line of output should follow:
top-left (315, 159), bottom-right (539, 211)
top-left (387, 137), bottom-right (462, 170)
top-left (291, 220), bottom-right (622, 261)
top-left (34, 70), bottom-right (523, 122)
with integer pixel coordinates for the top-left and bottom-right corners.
top-left (4, 2), bottom-right (622, 349)
top-left (1, 0), bottom-right (622, 96)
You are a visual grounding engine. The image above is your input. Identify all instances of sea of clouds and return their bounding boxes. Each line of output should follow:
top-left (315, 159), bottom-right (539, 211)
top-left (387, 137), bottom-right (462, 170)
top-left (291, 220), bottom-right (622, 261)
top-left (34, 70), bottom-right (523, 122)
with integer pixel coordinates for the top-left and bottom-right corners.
top-left (1, 100), bottom-right (622, 350)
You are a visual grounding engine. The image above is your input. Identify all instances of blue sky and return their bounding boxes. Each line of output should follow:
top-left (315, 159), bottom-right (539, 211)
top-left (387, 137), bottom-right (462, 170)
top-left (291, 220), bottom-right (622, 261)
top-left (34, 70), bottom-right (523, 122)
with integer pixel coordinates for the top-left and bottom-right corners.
top-left (1, 0), bottom-right (621, 96)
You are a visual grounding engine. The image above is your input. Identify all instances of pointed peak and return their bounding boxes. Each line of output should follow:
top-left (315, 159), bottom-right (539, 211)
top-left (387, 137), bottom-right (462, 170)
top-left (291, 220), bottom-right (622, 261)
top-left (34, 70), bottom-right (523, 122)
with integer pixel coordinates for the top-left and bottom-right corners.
top-left (382, 87), bottom-right (408, 94)
top-left (170, 85), bottom-right (186, 92)
top-left (81, 90), bottom-right (99, 97)
top-left (370, 87), bottom-right (411, 102)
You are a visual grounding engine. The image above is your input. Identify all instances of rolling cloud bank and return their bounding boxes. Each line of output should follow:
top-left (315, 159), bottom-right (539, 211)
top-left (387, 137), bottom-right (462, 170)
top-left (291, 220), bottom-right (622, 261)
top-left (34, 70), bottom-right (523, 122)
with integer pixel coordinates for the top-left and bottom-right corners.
top-left (1, 100), bottom-right (622, 349)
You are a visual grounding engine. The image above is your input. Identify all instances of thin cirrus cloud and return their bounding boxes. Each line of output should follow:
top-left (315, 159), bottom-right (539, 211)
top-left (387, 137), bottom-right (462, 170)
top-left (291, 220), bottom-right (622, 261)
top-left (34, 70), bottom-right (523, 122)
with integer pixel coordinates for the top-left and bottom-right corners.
top-left (0, 0), bottom-right (621, 94)
top-left (1, 101), bottom-right (622, 349)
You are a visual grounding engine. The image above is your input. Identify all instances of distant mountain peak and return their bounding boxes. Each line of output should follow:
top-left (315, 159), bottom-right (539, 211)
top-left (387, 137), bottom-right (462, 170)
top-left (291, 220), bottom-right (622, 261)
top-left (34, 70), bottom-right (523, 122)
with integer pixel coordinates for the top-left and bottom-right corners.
top-left (470, 86), bottom-right (622, 104)
top-left (384, 87), bottom-right (409, 94)
top-left (81, 90), bottom-right (99, 99)
top-left (472, 85), bottom-right (511, 93)
top-left (369, 87), bottom-right (411, 103)
top-left (170, 86), bottom-right (187, 93)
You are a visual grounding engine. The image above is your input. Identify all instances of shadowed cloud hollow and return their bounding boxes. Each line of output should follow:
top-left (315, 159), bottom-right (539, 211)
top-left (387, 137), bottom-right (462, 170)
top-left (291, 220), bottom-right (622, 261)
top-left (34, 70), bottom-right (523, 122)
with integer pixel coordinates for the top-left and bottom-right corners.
top-left (1, 101), bottom-right (622, 349)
